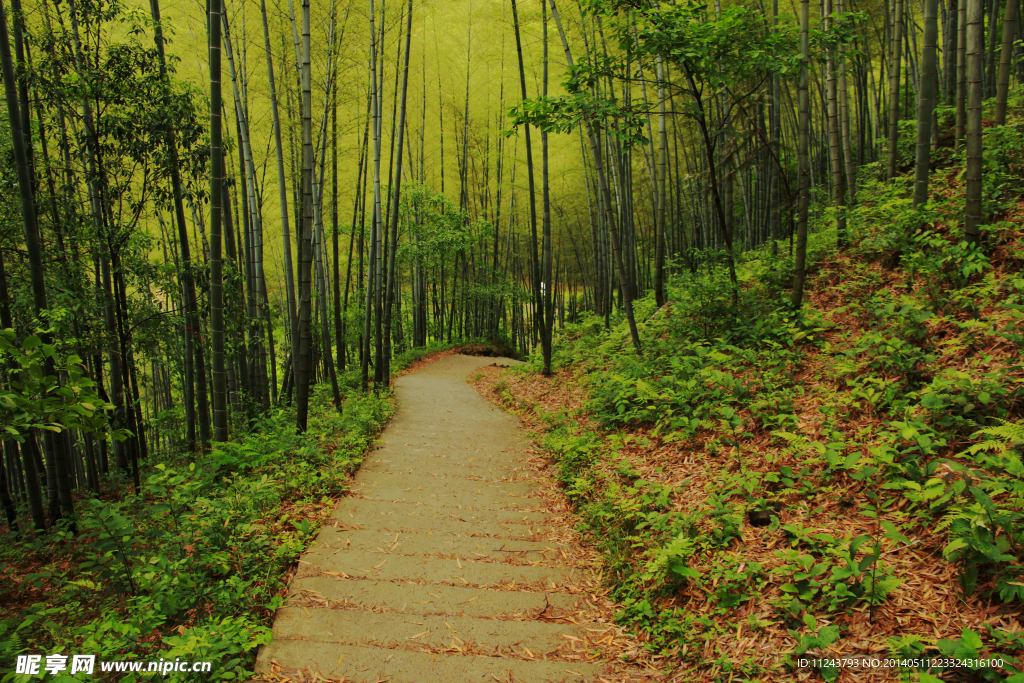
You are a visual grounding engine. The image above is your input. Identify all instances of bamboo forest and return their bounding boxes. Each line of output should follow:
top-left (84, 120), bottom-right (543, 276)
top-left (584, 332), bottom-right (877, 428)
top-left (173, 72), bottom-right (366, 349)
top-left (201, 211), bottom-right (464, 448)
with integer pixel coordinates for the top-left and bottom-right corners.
top-left (1, 0), bottom-right (1024, 676)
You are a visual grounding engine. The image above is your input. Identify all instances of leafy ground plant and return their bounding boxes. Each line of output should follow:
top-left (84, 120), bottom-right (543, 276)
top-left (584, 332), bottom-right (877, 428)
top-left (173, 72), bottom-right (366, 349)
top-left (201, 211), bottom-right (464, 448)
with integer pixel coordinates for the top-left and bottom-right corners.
top-left (469, 121), bottom-right (1024, 679)
top-left (0, 384), bottom-right (392, 682)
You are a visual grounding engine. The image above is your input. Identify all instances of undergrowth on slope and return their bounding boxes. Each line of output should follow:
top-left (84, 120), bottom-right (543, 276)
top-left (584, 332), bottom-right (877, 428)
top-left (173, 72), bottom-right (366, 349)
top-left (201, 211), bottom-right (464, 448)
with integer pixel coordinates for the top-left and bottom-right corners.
top-left (499, 109), bottom-right (1024, 682)
top-left (0, 384), bottom-right (393, 682)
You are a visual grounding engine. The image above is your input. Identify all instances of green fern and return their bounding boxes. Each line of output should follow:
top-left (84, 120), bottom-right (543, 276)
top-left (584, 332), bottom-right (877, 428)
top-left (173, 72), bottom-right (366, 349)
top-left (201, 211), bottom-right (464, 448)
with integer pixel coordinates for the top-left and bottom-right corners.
top-left (935, 506), bottom-right (974, 534)
top-left (963, 419), bottom-right (1024, 458)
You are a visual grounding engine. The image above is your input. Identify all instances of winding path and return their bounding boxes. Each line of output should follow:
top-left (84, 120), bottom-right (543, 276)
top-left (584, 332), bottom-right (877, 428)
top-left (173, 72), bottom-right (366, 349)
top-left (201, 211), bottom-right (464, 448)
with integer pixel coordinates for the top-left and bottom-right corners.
top-left (256, 354), bottom-right (609, 683)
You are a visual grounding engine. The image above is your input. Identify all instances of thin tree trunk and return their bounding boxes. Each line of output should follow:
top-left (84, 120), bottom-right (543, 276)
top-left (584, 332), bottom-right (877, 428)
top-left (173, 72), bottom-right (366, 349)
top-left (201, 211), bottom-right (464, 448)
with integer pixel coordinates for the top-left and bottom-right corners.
top-left (946, 0), bottom-right (959, 105)
top-left (260, 0), bottom-right (298, 395)
top-left (994, 0), bottom-right (1019, 124)
top-left (957, 0), bottom-right (968, 145)
top-left (372, 1), bottom-right (386, 389)
top-left (839, 0), bottom-right (856, 212)
top-left (332, 78), bottom-right (343, 375)
top-left (654, 55), bottom-right (668, 306)
top-left (363, 0), bottom-right (383, 392)
top-left (295, 0), bottom-right (315, 432)
top-left (887, 0), bottom-right (905, 179)
top-left (149, 0), bottom-right (208, 451)
top-left (914, 0), bottom-right (940, 207)
top-left (965, 0), bottom-right (984, 243)
top-left (826, 0), bottom-right (846, 244)
top-left (512, 0), bottom-right (545, 366)
top-left (314, 6), bottom-right (341, 409)
top-left (210, 0), bottom-right (228, 441)
top-left (792, 0), bottom-right (812, 308)
top-left (541, 0), bottom-right (554, 375)
top-left (383, 0), bottom-right (413, 383)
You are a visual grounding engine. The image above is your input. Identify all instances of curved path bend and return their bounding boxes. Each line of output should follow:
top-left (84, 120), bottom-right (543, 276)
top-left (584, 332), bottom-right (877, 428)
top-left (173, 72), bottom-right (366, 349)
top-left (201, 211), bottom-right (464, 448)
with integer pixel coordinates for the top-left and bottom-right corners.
top-left (256, 354), bottom-right (610, 683)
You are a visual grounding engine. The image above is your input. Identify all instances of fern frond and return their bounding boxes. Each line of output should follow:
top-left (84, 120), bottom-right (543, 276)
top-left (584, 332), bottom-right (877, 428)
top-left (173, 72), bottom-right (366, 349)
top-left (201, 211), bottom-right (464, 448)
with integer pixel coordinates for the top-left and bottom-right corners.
top-left (935, 508), bottom-right (973, 533)
top-left (961, 419), bottom-right (1024, 458)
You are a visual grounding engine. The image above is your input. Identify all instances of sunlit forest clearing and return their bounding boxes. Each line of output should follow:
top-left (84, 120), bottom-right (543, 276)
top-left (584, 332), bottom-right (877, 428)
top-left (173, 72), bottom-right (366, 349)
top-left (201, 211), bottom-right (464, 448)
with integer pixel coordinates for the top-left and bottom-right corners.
top-left (1, 0), bottom-right (1024, 677)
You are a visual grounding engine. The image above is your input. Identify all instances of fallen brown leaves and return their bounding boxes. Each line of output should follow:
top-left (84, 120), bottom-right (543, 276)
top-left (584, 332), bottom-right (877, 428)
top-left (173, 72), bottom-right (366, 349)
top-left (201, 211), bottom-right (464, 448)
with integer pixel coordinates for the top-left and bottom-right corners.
top-left (468, 198), bottom-right (1024, 680)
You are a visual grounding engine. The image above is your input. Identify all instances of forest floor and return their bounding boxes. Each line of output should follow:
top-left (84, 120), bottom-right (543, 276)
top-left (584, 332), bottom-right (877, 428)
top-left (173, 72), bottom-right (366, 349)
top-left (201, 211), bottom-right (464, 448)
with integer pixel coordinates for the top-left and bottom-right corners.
top-left (463, 169), bottom-right (1024, 682)
top-left (254, 354), bottom-right (662, 683)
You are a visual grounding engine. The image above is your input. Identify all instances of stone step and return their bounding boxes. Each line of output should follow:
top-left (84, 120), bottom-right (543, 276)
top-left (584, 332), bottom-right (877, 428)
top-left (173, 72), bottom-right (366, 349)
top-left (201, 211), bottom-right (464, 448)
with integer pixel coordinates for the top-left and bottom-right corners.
top-left (371, 435), bottom-right (526, 457)
top-left (331, 498), bottom-right (556, 538)
top-left (350, 472), bottom-right (541, 498)
top-left (360, 457), bottom-right (523, 481)
top-left (256, 640), bottom-right (605, 683)
top-left (297, 549), bottom-right (571, 590)
top-left (384, 402), bottom-right (523, 427)
top-left (353, 485), bottom-right (544, 511)
top-left (273, 607), bottom-right (593, 655)
top-left (309, 528), bottom-right (569, 565)
top-left (331, 516), bottom-right (554, 541)
top-left (362, 454), bottom-right (524, 480)
top-left (284, 577), bottom-right (583, 619)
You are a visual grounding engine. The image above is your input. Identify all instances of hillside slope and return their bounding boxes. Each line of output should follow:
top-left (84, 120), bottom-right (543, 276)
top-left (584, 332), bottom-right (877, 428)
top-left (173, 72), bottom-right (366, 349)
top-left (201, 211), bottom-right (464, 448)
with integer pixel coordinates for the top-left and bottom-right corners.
top-left (473, 108), bottom-right (1024, 682)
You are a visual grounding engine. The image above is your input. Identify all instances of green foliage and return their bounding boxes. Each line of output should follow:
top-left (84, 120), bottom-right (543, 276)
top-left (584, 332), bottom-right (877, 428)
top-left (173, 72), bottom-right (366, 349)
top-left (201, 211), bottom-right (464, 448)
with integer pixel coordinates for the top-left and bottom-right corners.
top-left (926, 628), bottom-right (1024, 681)
top-left (642, 533), bottom-right (700, 587)
top-left (543, 427), bottom-right (602, 489)
top-left (508, 0), bottom-right (801, 150)
top-left (983, 115), bottom-right (1024, 214)
top-left (0, 387), bottom-right (393, 682)
top-left (788, 614), bottom-right (842, 680)
top-left (997, 278), bottom-right (1024, 349)
top-left (772, 532), bottom-right (901, 618)
top-left (925, 421), bottom-right (1024, 600)
top-left (506, 104), bottom-right (1024, 677)
top-left (0, 330), bottom-right (121, 441)
top-left (903, 229), bottom-right (990, 310)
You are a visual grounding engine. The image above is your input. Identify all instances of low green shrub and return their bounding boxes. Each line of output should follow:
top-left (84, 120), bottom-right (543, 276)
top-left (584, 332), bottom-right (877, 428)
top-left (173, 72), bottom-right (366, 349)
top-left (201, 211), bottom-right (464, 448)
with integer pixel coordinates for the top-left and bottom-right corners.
top-left (0, 386), bottom-right (392, 682)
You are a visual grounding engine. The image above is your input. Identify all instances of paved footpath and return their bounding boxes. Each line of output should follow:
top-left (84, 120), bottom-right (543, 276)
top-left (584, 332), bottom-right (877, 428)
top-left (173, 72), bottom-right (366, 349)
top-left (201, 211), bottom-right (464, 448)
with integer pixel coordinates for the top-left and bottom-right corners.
top-left (256, 355), bottom-right (610, 683)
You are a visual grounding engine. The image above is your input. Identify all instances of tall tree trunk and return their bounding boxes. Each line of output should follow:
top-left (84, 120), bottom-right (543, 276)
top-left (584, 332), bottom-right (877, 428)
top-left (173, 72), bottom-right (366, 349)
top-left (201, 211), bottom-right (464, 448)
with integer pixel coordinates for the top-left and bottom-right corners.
top-left (839, 0), bottom-right (856, 212)
top-left (332, 78), bottom-right (344, 376)
top-left (770, 0), bottom-right (782, 250)
top-left (964, 0), bottom-right (984, 243)
top-left (887, 0), bottom-right (905, 179)
top-left (541, 0), bottom-right (554, 375)
top-left (363, 0), bottom-right (383, 392)
top-left (792, 0), bottom-right (811, 308)
top-left (914, 0), bottom-right (940, 207)
top-left (513, 0), bottom-right (546, 366)
top-left (826, 0), bottom-right (846, 244)
top-left (994, 0), bottom-right (1019, 124)
top-left (956, 0), bottom-right (968, 145)
top-left (946, 0), bottom-right (959, 105)
top-left (383, 0), bottom-right (413, 383)
top-left (260, 0), bottom-right (298, 396)
top-left (986, 0), bottom-right (1000, 98)
top-left (222, 4), bottom-right (269, 411)
top-left (295, 0), bottom-right (315, 432)
top-left (654, 56), bottom-right (668, 306)
top-left (209, 0), bottom-right (228, 441)
top-left (344, 96), bottom-right (370, 368)
top-left (371, 0), bottom-right (386, 389)
top-left (313, 6), bottom-right (341, 409)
